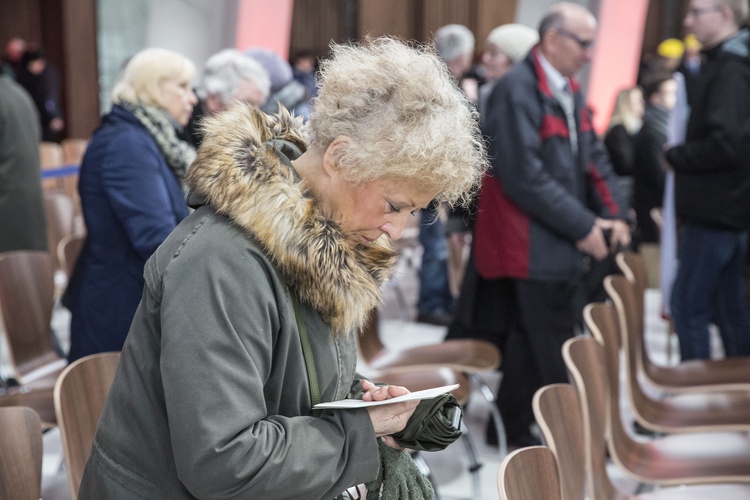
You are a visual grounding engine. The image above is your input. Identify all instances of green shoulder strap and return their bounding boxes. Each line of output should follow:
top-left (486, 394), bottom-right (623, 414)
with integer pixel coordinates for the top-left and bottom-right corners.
top-left (290, 290), bottom-right (322, 418)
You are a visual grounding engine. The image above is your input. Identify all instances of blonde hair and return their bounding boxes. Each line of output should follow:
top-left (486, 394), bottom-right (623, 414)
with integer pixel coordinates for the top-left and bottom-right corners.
top-left (607, 87), bottom-right (643, 135)
top-left (112, 48), bottom-right (196, 108)
top-left (308, 37), bottom-right (486, 207)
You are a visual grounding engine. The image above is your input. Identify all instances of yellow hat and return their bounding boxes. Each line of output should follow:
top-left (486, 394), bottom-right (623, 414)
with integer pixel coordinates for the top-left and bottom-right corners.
top-left (684, 33), bottom-right (701, 50)
top-left (657, 38), bottom-right (685, 59)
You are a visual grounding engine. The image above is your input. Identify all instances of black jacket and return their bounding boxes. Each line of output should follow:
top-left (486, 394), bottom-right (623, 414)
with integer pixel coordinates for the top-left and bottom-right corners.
top-left (666, 29), bottom-right (750, 231)
top-left (633, 107), bottom-right (668, 243)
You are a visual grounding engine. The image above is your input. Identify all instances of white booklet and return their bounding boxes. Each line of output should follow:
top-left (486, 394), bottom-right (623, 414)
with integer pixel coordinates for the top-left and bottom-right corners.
top-left (313, 384), bottom-right (459, 409)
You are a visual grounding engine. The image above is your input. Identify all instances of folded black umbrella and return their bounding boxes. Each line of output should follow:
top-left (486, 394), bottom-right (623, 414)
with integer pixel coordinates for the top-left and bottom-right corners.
top-left (392, 393), bottom-right (462, 452)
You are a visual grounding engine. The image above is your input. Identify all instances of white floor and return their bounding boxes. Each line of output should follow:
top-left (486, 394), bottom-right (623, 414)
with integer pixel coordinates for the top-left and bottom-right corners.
top-left (3, 257), bottom-right (690, 500)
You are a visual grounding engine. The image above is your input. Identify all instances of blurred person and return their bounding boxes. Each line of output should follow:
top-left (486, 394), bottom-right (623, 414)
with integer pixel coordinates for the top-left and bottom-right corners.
top-left (414, 24), bottom-right (479, 327)
top-left (604, 87), bottom-right (645, 177)
top-left (477, 2), bottom-right (630, 447)
top-left (678, 33), bottom-right (704, 107)
top-left (633, 70), bottom-right (677, 246)
top-left (446, 23), bottom-right (538, 343)
top-left (246, 47), bottom-right (310, 120)
top-left (1, 37), bottom-right (26, 78)
top-left (478, 23), bottom-right (539, 125)
top-left (16, 47), bottom-right (64, 141)
top-left (0, 70), bottom-right (46, 253)
top-left (665, 0), bottom-right (750, 360)
top-left (185, 48), bottom-right (270, 148)
top-left (604, 86), bottom-right (645, 204)
top-left (657, 38), bottom-right (686, 71)
top-left (291, 50), bottom-right (318, 101)
top-left (65, 48), bottom-right (197, 362)
top-left (78, 37), bottom-right (485, 499)
top-left (435, 23), bottom-right (479, 102)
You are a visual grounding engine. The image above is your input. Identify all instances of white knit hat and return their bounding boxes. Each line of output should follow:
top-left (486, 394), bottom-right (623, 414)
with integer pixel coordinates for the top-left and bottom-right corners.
top-left (486, 23), bottom-right (539, 63)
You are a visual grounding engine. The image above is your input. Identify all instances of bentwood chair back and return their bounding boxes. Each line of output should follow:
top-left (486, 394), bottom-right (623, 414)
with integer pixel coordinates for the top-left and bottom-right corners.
top-left (58, 232), bottom-right (86, 281)
top-left (0, 251), bottom-right (66, 386)
top-left (564, 333), bottom-right (750, 487)
top-left (604, 275), bottom-right (750, 434)
top-left (0, 406), bottom-right (43, 500)
top-left (497, 446), bottom-right (562, 500)
top-left (54, 352), bottom-right (120, 499)
top-left (532, 384), bottom-right (592, 500)
top-left (43, 191), bottom-right (77, 276)
top-left (616, 251), bottom-right (750, 393)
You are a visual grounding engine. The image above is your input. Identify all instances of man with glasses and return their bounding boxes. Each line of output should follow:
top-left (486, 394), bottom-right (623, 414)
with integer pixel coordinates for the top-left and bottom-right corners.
top-left (665, 0), bottom-right (750, 361)
top-left (475, 1), bottom-right (630, 448)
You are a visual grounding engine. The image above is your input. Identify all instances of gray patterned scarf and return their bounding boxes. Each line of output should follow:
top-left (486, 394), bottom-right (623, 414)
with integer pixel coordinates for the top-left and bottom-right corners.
top-left (119, 100), bottom-right (196, 182)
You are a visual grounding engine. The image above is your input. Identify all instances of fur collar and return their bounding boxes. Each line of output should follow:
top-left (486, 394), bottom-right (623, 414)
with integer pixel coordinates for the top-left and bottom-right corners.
top-left (186, 104), bottom-right (398, 336)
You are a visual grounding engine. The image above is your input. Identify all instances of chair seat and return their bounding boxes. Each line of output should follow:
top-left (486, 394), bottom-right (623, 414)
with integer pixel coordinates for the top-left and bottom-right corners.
top-left (646, 357), bottom-right (750, 393)
top-left (0, 387), bottom-right (57, 429)
top-left (369, 367), bottom-right (471, 405)
top-left (367, 339), bottom-right (501, 374)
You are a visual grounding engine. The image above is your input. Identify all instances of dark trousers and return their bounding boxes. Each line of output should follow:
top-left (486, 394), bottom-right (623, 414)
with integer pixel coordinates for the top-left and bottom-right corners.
top-left (495, 279), bottom-right (578, 441)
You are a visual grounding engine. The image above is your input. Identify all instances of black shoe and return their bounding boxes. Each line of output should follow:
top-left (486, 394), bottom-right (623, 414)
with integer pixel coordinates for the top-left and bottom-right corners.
top-left (507, 433), bottom-right (542, 450)
top-left (416, 310), bottom-right (454, 327)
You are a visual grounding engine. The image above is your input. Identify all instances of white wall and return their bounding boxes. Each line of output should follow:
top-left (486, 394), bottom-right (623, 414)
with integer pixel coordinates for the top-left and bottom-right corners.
top-left (97, 0), bottom-right (238, 113)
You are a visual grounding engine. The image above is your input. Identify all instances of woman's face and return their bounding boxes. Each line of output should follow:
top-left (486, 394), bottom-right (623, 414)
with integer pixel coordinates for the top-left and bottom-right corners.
top-left (325, 174), bottom-right (437, 244)
top-left (628, 89), bottom-right (645, 118)
top-left (482, 43), bottom-right (513, 82)
top-left (159, 76), bottom-right (197, 127)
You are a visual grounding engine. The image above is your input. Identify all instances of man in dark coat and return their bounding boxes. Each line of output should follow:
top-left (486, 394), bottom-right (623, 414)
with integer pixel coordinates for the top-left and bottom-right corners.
top-left (0, 71), bottom-right (47, 253)
top-left (665, 0), bottom-right (750, 360)
top-left (477, 1), bottom-right (630, 447)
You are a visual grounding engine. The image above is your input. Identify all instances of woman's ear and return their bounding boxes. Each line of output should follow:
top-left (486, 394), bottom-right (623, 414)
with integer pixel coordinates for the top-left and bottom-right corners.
top-left (322, 136), bottom-right (351, 176)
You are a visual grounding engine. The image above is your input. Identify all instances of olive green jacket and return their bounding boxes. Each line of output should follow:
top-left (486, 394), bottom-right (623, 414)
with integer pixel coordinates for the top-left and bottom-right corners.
top-left (79, 105), bottom-right (399, 499)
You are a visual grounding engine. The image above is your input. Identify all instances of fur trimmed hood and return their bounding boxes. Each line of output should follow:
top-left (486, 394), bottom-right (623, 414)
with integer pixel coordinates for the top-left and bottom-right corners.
top-left (185, 104), bottom-right (398, 336)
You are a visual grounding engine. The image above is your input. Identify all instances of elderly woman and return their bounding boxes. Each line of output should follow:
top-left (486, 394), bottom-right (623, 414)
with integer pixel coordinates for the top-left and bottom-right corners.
top-left (66, 48), bottom-right (197, 362)
top-left (79, 37), bottom-right (485, 499)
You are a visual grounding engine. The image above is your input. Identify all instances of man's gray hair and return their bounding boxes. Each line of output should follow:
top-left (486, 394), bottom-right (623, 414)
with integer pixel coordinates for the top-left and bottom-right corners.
top-left (198, 49), bottom-right (271, 105)
top-left (434, 24), bottom-right (475, 63)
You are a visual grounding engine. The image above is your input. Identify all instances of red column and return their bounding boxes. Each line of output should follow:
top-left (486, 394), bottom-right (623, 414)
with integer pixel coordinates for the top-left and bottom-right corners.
top-left (235, 0), bottom-right (295, 59)
top-left (587, 0), bottom-right (650, 134)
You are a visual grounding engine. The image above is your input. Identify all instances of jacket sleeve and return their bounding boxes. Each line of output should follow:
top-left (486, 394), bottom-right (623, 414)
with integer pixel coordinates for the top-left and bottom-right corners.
top-left (157, 242), bottom-right (379, 499)
top-left (100, 130), bottom-right (183, 261)
top-left (666, 60), bottom-right (750, 173)
top-left (484, 79), bottom-right (596, 242)
top-left (634, 130), bottom-right (666, 196)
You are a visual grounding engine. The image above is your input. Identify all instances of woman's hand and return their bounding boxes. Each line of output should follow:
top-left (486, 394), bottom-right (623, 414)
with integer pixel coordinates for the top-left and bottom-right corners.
top-left (362, 380), bottom-right (418, 439)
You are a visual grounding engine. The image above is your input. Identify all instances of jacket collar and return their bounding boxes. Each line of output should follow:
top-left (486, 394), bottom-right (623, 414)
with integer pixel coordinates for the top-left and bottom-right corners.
top-left (529, 47), bottom-right (581, 98)
top-left (185, 104), bottom-right (398, 336)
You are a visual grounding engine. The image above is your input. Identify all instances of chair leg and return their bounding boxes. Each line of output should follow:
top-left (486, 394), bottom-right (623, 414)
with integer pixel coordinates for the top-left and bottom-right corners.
top-left (459, 420), bottom-right (483, 499)
top-left (469, 373), bottom-right (507, 457)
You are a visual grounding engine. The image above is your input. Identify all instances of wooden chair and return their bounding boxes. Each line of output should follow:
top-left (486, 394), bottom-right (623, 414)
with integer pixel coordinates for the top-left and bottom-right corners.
top-left (534, 382), bottom-right (750, 499)
top-left (570, 321), bottom-right (750, 486)
top-left (616, 251), bottom-right (750, 393)
top-left (604, 275), bottom-right (750, 433)
top-left (39, 141), bottom-right (65, 169)
top-left (43, 191), bottom-right (77, 277)
top-left (0, 251), bottom-right (66, 391)
top-left (0, 406), bottom-right (43, 500)
top-left (359, 310), bottom-right (506, 455)
top-left (61, 138), bottom-right (88, 165)
top-left (532, 384), bottom-right (586, 500)
top-left (54, 352), bottom-right (120, 499)
top-left (58, 232), bottom-right (85, 280)
top-left (497, 446), bottom-right (562, 500)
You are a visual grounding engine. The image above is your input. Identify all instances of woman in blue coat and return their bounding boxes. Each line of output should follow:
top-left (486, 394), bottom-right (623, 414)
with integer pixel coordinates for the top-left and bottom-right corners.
top-left (66, 48), bottom-right (197, 362)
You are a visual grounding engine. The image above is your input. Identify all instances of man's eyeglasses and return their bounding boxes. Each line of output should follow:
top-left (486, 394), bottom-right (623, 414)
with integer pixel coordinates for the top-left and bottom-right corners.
top-left (686, 5), bottom-right (723, 17)
top-left (555, 27), bottom-right (596, 51)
